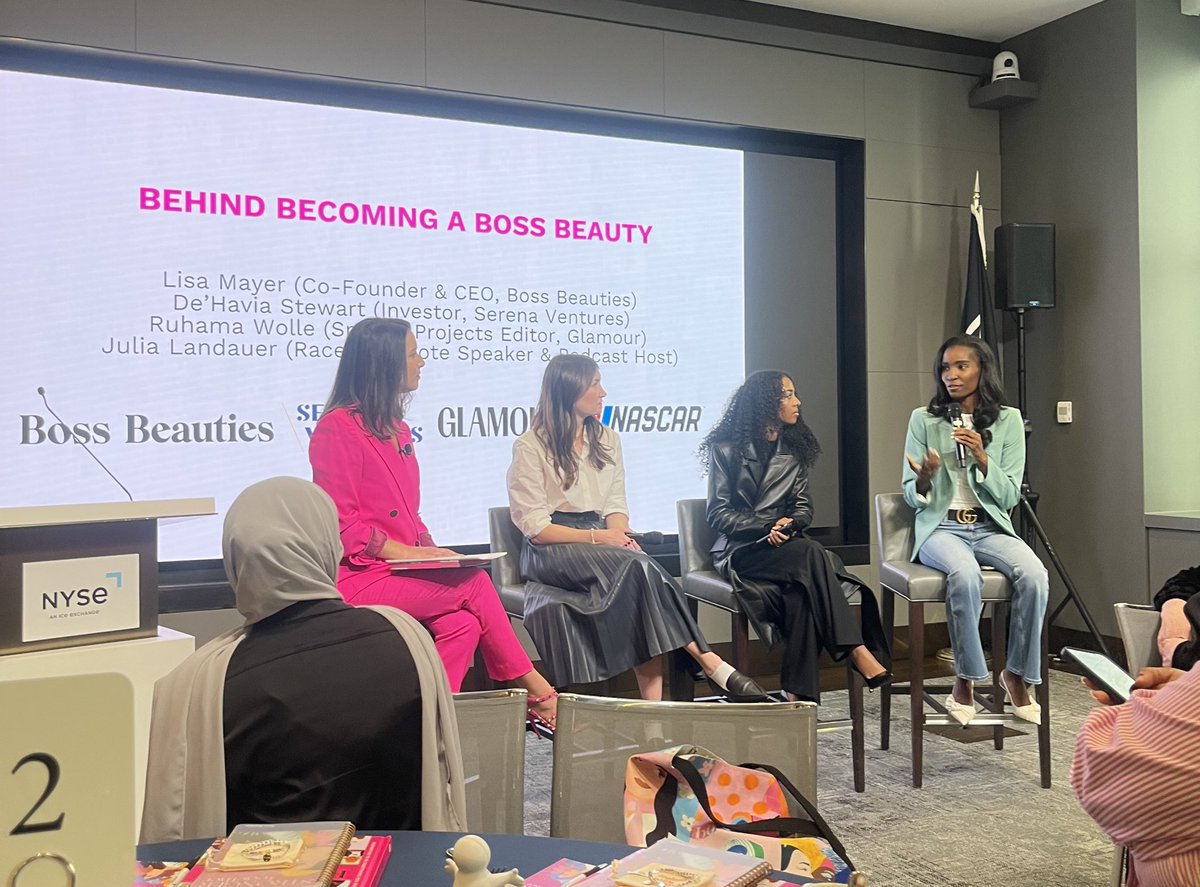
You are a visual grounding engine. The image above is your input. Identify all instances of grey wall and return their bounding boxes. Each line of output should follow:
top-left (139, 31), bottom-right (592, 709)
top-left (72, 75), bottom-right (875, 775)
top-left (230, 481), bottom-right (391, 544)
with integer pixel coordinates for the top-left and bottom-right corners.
top-left (1, 0), bottom-right (1002, 627)
top-left (1136, 0), bottom-right (1200, 514)
top-left (1002, 0), bottom-right (1143, 633)
top-left (1002, 0), bottom-right (1200, 633)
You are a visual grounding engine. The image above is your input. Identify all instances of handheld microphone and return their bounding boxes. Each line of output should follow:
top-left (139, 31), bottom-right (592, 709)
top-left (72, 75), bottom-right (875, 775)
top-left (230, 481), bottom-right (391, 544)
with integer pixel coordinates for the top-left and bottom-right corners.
top-left (625, 530), bottom-right (664, 546)
top-left (947, 403), bottom-right (969, 469)
top-left (37, 386), bottom-right (134, 501)
top-left (755, 521), bottom-right (800, 546)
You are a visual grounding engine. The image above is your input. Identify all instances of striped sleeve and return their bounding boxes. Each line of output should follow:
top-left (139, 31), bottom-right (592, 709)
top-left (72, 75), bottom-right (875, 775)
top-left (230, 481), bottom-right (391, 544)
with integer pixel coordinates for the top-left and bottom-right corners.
top-left (1071, 664), bottom-right (1200, 886)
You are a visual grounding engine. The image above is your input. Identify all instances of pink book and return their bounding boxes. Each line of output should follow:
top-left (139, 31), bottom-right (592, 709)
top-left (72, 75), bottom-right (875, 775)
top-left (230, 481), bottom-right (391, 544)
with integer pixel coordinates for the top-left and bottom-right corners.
top-left (331, 835), bottom-right (392, 887)
top-left (524, 858), bottom-right (602, 887)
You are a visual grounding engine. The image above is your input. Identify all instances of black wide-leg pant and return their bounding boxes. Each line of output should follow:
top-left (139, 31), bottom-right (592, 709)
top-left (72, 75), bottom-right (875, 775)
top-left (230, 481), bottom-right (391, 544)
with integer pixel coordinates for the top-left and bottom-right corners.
top-left (732, 537), bottom-right (888, 702)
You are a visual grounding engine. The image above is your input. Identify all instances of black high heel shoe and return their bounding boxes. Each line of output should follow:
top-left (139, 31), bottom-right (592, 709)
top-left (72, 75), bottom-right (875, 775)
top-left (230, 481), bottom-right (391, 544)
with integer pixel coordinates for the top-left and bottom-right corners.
top-left (851, 663), bottom-right (892, 690)
top-left (706, 669), bottom-right (772, 703)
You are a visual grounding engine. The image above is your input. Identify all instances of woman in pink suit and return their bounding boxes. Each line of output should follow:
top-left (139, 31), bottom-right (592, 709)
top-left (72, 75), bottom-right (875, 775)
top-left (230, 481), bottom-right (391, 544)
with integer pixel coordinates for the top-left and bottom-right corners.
top-left (310, 318), bottom-right (556, 729)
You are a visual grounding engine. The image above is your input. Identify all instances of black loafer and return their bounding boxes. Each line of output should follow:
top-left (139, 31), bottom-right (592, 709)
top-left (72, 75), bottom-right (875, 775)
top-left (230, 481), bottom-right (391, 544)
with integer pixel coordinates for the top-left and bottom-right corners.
top-left (708, 669), bottom-right (772, 703)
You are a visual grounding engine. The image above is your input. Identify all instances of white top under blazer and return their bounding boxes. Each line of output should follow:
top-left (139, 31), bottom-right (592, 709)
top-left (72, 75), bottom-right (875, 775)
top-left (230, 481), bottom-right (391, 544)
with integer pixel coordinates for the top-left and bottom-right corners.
top-left (506, 426), bottom-right (629, 538)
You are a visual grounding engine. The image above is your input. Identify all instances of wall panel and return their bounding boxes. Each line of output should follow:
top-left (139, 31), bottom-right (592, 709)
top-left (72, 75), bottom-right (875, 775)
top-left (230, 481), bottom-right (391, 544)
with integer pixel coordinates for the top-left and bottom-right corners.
top-left (664, 33), bottom-right (865, 137)
top-left (427, 0), bottom-right (664, 113)
top-left (136, 0), bottom-right (426, 84)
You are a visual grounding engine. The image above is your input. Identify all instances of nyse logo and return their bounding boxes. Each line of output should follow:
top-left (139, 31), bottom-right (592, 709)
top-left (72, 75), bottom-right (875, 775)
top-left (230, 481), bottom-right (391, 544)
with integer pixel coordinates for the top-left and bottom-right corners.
top-left (23, 555), bottom-right (140, 642)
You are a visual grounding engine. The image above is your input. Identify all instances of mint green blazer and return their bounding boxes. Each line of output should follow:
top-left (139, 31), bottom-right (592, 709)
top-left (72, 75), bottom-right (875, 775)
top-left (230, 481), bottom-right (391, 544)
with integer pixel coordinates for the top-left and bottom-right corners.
top-left (901, 405), bottom-right (1025, 559)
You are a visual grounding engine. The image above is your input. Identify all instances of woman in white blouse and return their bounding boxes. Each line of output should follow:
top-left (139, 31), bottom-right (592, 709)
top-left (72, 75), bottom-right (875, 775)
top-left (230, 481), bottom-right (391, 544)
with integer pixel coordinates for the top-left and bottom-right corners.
top-left (507, 353), bottom-right (767, 701)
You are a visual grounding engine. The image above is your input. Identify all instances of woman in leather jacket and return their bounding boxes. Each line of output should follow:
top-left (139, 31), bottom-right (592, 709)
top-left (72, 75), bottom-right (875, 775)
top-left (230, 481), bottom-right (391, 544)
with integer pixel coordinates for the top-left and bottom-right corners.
top-left (700, 370), bottom-right (890, 701)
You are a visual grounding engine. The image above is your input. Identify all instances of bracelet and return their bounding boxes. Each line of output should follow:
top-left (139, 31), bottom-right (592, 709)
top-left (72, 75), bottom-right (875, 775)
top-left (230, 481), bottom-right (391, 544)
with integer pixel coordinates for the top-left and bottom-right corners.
top-left (590, 530), bottom-right (596, 544)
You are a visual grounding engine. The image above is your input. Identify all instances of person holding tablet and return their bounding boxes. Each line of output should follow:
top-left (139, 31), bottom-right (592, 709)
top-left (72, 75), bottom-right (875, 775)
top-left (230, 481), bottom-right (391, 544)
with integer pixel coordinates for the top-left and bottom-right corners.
top-left (309, 318), bottom-right (557, 729)
top-left (701, 370), bottom-right (890, 703)
top-left (507, 353), bottom-right (767, 701)
top-left (902, 334), bottom-right (1049, 726)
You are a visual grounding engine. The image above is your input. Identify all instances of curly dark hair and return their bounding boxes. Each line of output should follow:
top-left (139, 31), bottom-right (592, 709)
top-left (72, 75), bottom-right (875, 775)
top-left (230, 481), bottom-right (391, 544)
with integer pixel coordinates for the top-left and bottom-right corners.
top-left (699, 370), bottom-right (821, 472)
top-left (927, 334), bottom-right (1007, 446)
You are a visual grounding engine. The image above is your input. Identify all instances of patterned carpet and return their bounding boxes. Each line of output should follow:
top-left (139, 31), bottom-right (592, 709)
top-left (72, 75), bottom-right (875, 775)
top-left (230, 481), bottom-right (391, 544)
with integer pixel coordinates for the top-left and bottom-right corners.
top-left (523, 669), bottom-right (1115, 886)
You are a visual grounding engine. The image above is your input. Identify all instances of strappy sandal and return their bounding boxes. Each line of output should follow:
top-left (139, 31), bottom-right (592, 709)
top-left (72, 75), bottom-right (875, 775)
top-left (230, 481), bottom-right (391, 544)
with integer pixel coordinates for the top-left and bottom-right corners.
top-left (526, 689), bottom-right (558, 739)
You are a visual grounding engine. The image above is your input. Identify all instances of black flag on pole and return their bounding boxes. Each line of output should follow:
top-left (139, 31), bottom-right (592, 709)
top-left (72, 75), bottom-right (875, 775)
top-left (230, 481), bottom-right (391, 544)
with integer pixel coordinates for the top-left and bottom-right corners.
top-left (961, 173), bottom-right (997, 353)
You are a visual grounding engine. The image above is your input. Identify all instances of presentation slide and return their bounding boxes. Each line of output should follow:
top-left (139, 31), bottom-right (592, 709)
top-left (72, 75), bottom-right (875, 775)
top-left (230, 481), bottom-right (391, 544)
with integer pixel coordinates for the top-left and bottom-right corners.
top-left (1, 70), bottom-right (745, 559)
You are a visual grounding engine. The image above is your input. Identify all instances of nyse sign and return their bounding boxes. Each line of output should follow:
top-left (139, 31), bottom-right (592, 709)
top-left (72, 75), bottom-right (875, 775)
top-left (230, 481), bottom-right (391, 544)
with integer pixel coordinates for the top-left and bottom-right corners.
top-left (21, 553), bottom-right (140, 642)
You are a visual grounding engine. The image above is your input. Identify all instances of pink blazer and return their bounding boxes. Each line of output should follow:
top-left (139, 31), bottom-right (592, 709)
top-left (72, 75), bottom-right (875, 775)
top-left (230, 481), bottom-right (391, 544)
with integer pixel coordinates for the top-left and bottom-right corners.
top-left (309, 408), bottom-right (430, 599)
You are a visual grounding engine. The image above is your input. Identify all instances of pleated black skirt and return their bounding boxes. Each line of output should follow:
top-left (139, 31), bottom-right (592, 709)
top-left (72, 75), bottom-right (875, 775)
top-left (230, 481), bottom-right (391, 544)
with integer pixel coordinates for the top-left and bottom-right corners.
top-left (519, 515), bottom-right (709, 686)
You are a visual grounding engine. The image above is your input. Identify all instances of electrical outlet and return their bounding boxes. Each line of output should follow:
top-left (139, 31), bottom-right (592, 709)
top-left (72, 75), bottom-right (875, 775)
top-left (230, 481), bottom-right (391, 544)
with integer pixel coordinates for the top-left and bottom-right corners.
top-left (1056, 401), bottom-right (1072, 423)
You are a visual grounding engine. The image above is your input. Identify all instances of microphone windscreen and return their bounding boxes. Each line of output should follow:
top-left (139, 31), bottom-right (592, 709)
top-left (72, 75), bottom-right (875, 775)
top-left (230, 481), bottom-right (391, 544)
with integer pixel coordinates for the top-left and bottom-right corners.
top-left (630, 531), bottom-right (664, 546)
top-left (37, 386), bottom-right (46, 396)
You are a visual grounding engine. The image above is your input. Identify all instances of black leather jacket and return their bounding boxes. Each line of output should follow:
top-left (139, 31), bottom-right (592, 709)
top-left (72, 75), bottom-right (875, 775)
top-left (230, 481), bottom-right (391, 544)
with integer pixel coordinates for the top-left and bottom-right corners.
top-left (707, 437), bottom-right (812, 562)
top-left (706, 437), bottom-right (813, 647)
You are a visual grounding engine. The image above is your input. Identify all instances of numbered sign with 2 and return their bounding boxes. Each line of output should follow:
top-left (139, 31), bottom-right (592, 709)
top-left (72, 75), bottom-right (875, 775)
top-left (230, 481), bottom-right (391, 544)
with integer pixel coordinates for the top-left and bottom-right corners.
top-left (1, 674), bottom-right (133, 885)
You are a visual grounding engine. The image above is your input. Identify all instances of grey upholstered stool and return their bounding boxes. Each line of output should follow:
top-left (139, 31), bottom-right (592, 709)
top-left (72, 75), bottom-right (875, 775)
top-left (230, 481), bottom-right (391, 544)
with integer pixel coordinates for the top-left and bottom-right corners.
top-left (874, 493), bottom-right (1051, 788)
top-left (676, 498), bottom-right (867, 792)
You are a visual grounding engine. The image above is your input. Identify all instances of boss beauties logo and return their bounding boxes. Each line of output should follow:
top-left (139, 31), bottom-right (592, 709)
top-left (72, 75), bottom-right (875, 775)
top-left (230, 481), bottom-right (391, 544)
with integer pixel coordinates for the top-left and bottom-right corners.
top-left (20, 413), bottom-right (275, 444)
top-left (599, 404), bottom-right (703, 433)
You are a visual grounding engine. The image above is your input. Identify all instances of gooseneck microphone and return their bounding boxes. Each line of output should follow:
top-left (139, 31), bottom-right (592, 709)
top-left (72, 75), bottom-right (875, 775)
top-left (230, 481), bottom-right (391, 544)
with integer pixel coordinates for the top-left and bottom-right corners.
top-left (37, 386), bottom-right (134, 501)
top-left (947, 402), bottom-right (969, 469)
top-left (625, 530), bottom-right (664, 546)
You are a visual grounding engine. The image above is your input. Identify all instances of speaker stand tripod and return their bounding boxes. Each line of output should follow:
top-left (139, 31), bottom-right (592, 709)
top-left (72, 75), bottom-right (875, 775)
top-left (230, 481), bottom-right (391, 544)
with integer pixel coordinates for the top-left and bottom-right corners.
top-left (1010, 307), bottom-right (1111, 657)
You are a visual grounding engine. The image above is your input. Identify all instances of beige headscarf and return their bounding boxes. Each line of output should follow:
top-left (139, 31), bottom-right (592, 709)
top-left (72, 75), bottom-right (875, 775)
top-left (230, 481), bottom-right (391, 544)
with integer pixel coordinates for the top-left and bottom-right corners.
top-left (140, 477), bottom-right (466, 842)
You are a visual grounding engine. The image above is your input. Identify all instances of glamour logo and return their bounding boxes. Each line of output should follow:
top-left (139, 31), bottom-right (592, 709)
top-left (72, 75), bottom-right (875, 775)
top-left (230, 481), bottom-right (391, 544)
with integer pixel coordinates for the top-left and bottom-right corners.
top-left (599, 405), bottom-right (703, 433)
top-left (436, 406), bottom-right (535, 438)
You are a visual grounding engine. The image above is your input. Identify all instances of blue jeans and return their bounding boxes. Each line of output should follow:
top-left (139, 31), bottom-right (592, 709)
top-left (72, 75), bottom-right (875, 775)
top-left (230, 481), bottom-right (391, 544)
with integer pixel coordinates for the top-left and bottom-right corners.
top-left (917, 517), bottom-right (1049, 684)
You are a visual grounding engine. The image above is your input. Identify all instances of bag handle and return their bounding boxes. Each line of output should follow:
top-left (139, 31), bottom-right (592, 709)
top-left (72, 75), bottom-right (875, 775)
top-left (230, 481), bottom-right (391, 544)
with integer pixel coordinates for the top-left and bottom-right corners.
top-left (670, 753), bottom-right (857, 872)
top-left (739, 761), bottom-right (856, 869)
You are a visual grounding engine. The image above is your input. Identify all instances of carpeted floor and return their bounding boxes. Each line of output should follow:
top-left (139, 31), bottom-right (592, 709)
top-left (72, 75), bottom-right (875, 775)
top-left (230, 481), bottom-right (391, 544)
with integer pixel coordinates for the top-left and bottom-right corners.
top-left (522, 669), bottom-right (1115, 886)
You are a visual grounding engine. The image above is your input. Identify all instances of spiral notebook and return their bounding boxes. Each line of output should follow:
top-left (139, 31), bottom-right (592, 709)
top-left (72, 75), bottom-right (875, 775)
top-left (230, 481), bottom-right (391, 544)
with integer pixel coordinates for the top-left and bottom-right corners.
top-left (183, 821), bottom-right (357, 886)
top-left (577, 838), bottom-right (772, 887)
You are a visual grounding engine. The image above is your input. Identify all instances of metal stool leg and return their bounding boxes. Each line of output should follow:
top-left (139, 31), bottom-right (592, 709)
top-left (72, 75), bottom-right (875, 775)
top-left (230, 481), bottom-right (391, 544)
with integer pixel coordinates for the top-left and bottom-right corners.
top-left (909, 600), bottom-right (925, 788)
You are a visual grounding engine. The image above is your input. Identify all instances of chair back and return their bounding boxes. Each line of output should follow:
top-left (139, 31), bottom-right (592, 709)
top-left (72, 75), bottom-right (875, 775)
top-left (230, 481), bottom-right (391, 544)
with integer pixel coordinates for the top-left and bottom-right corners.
top-left (550, 694), bottom-right (818, 843)
top-left (1114, 603), bottom-right (1162, 672)
top-left (875, 493), bottom-right (916, 565)
top-left (453, 689), bottom-right (527, 834)
top-left (677, 498), bottom-right (718, 580)
top-left (487, 506), bottom-right (524, 591)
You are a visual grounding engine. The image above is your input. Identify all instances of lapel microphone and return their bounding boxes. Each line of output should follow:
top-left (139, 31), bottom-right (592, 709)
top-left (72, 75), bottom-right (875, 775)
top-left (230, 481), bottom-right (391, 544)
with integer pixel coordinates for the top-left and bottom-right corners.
top-left (398, 443), bottom-right (413, 457)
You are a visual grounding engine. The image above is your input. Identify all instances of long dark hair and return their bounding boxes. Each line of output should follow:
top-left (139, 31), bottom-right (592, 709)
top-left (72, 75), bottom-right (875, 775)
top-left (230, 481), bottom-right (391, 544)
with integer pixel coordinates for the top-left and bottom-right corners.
top-left (699, 370), bottom-right (821, 472)
top-left (927, 334), bottom-right (1006, 444)
top-left (324, 318), bottom-right (413, 439)
top-left (530, 353), bottom-right (613, 489)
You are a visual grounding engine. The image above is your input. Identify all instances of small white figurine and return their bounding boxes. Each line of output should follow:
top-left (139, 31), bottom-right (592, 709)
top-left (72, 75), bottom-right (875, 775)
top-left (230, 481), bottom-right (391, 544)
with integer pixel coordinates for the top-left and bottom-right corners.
top-left (444, 835), bottom-right (525, 887)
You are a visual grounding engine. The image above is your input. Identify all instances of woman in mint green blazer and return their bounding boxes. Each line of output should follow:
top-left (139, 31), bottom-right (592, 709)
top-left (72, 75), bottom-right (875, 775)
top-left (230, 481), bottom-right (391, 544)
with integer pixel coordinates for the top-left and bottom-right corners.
top-left (902, 335), bottom-right (1049, 727)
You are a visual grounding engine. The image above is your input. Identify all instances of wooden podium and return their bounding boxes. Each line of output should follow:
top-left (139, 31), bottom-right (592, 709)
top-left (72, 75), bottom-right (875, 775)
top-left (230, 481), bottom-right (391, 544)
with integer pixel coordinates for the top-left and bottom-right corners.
top-left (0, 499), bottom-right (214, 656)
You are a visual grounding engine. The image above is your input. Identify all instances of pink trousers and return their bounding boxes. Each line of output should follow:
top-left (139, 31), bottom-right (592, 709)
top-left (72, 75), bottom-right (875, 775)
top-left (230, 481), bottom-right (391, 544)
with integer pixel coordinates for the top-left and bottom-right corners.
top-left (344, 566), bottom-right (532, 692)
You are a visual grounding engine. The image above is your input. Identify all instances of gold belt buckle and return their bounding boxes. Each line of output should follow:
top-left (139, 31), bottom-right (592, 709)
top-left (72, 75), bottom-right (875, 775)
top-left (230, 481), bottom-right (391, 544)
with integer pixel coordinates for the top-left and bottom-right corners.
top-left (955, 508), bottom-right (979, 525)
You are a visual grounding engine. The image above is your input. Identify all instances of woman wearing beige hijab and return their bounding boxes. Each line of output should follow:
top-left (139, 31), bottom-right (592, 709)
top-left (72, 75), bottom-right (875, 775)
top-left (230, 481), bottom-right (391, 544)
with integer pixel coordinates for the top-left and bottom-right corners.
top-left (141, 476), bottom-right (466, 842)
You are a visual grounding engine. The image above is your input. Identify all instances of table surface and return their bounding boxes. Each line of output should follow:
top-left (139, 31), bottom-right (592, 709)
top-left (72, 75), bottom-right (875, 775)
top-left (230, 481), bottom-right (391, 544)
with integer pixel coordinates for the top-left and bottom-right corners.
top-left (139, 830), bottom-right (812, 884)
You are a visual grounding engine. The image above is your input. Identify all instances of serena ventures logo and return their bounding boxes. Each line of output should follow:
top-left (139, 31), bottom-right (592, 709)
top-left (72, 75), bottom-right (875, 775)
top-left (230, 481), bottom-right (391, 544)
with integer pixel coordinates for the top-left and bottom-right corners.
top-left (599, 404), bottom-right (703, 433)
top-left (22, 553), bottom-right (141, 643)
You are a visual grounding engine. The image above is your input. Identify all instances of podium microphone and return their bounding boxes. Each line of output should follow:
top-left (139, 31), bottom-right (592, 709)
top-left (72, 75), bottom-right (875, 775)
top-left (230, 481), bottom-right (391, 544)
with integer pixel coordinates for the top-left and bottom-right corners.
top-left (947, 402), bottom-right (969, 469)
top-left (37, 386), bottom-right (134, 501)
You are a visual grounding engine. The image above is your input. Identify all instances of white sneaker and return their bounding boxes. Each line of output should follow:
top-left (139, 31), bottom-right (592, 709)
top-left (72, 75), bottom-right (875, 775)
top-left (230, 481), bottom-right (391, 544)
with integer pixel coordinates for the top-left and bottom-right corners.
top-left (944, 694), bottom-right (978, 727)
